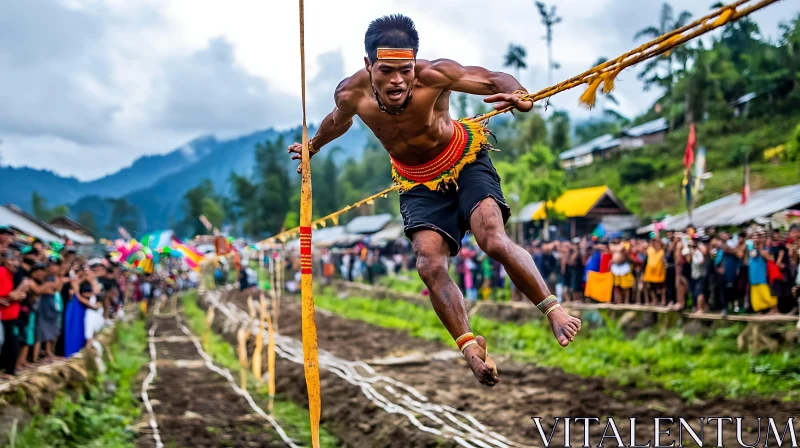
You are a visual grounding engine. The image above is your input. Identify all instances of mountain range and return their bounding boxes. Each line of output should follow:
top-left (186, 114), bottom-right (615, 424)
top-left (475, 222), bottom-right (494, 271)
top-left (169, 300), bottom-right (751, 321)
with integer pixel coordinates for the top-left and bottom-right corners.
top-left (1, 121), bottom-right (368, 234)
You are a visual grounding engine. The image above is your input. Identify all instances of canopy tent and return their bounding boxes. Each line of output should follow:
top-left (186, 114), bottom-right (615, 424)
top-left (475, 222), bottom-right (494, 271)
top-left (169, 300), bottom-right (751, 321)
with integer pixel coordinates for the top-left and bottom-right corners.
top-left (637, 184), bottom-right (800, 234)
top-left (0, 204), bottom-right (64, 244)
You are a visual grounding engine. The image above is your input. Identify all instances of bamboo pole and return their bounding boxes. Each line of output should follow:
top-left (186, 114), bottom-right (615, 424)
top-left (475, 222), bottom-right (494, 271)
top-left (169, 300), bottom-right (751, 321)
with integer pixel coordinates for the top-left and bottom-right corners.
top-left (298, 1), bottom-right (320, 444)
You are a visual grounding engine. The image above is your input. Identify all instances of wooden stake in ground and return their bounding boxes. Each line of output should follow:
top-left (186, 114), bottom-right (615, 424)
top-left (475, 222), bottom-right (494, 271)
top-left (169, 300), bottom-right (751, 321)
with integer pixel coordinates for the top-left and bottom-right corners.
top-left (253, 294), bottom-right (265, 386)
top-left (203, 306), bottom-right (215, 351)
top-left (236, 327), bottom-right (249, 390)
top-left (298, 1), bottom-right (321, 445)
top-left (272, 251), bottom-right (282, 333)
top-left (264, 296), bottom-right (276, 413)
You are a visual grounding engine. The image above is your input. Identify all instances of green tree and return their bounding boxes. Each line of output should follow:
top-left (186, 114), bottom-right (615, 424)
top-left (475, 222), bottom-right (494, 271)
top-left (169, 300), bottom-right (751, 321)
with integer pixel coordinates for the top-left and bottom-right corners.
top-left (502, 43), bottom-right (528, 80)
top-left (228, 172), bottom-right (258, 237)
top-left (496, 143), bottom-right (565, 215)
top-left (31, 192), bottom-right (68, 221)
top-left (535, 2), bottom-right (562, 85)
top-left (255, 137), bottom-right (293, 235)
top-left (32, 192), bottom-right (50, 220)
top-left (575, 120), bottom-right (621, 144)
top-left (548, 110), bottom-right (571, 152)
top-left (77, 211), bottom-right (97, 236)
top-left (106, 199), bottom-right (139, 236)
top-left (635, 3), bottom-right (693, 127)
top-left (181, 179), bottom-right (216, 236)
top-left (312, 147), bottom-right (342, 218)
top-left (201, 197), bottom-right (225, 230)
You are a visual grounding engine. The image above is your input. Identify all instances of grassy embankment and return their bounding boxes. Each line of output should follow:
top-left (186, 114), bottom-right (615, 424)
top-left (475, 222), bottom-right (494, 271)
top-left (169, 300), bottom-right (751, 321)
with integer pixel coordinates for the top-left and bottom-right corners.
top-left (9, 319), bottom-right (148, 448)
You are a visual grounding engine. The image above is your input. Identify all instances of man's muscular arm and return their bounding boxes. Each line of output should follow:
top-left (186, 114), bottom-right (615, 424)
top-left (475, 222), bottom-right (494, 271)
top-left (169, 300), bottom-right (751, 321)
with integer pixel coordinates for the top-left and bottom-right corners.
top-left (288, 78), bottom-right (357, 172)
top-left (422, 59), bottom-right (533, 112)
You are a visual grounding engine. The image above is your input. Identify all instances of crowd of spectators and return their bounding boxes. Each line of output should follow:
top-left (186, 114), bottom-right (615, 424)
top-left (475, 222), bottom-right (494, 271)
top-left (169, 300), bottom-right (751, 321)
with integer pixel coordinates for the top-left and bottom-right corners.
top-left (292, 223), bottom-right (800, 317)
top-left (0, 225), bottom-right (196, 378)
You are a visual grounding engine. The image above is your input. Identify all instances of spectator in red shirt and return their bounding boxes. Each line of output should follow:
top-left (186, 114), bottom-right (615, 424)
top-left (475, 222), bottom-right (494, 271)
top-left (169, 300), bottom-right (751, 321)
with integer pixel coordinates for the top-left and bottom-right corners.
top-left (1, 251), bottom-right (29, 375)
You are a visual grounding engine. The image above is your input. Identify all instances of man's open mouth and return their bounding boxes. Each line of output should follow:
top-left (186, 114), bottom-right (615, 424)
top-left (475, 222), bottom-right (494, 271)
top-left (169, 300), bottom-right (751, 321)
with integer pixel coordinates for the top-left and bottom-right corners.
top-left (387, 88), bottom-right (404, 100)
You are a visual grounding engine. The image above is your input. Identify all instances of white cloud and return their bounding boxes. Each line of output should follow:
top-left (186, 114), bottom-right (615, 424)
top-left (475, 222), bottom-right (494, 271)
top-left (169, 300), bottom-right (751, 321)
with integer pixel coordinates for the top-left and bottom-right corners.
top-left (0, 0), bottom-right (797, 180)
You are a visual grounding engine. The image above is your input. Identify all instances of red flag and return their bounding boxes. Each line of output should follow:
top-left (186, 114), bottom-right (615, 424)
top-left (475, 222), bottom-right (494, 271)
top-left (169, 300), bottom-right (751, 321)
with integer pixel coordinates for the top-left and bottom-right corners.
top-left (683, 123), bottom-right (696, 169)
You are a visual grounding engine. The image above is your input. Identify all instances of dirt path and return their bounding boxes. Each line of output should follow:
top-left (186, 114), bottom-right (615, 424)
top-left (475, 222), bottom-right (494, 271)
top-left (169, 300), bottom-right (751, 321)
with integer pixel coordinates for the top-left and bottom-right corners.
top-left (217, 289), bottom-right (799, 447)
top-left (136, 306), bottom-right (292, 448)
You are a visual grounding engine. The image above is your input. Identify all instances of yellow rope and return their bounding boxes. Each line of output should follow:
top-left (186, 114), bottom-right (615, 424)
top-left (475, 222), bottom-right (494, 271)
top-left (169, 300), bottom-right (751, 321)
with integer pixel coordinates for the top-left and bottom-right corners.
top-left (297, 0), bottom-right (321, 446)
top-left (261, 0), bottom-right (778, 248)
top-left (261, 185), bottom-right (398, 244)
top-left (474, 0), bottom-right (778, 115)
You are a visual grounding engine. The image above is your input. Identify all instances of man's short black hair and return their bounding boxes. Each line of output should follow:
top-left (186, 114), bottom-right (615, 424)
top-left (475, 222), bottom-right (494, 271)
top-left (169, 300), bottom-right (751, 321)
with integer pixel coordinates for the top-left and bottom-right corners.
top-left (364, 14), bottom-right (419, 63)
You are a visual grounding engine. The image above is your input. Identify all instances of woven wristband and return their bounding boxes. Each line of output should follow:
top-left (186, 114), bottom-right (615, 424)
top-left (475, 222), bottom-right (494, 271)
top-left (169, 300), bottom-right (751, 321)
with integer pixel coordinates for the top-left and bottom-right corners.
top-left (544, 303), bottom-right (562, 317)
top-left (536, 295), bottom-right (558, 312)
top-left (456, 332), bottom-right (475, 352)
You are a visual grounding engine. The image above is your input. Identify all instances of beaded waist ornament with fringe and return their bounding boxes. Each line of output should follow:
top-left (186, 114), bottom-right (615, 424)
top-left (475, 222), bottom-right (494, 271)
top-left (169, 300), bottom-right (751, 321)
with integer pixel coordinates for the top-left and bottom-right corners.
top-left (391, 119), bottom-right (492, 192)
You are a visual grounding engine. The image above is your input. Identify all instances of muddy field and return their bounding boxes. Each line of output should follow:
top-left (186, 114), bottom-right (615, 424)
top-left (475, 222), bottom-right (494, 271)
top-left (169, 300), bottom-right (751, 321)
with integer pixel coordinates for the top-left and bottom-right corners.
top-left (136, 311), bottom-right (286, 448)
top-left (216, 290), bottom-right (799, 447)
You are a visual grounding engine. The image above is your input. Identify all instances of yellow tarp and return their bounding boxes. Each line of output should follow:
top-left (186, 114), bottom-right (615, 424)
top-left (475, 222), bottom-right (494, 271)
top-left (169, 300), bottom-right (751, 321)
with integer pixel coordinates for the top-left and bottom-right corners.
top-left (531, 186), bottom-right (608, 221)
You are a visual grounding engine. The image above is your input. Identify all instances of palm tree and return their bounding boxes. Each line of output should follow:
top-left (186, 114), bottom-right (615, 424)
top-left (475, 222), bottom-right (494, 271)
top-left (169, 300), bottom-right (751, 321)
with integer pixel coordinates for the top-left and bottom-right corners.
top-left (536, 2), bottom-right (562, 86)
top-left (634, 3), bottom-right (692, 127)
top-left (503, 43), bottom-right (528, 81)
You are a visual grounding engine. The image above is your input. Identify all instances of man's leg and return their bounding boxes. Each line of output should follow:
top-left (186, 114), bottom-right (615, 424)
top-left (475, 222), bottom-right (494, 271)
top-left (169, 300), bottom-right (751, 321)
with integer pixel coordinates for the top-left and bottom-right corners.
top-left (412, 230), bottom-right (499, 386)
top-left (469, 198), bottom-right (581, 346)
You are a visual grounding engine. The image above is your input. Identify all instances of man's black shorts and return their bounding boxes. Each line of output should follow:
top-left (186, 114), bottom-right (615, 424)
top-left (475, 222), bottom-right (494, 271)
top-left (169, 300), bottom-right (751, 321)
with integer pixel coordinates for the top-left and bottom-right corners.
top-left (399, 149), bottom-right (511, 256)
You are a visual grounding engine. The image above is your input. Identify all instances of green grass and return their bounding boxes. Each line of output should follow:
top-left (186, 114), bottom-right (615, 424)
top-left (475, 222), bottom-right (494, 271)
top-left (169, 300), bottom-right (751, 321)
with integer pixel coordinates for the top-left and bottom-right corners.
top-left (313, 290), bottom-right (800, 402)
top-left (9, 319), bottom-right (148, 448)
top-left (376, 274), bottom-right (428, 294)
top-left (180, 291), bottom-right (341, 448)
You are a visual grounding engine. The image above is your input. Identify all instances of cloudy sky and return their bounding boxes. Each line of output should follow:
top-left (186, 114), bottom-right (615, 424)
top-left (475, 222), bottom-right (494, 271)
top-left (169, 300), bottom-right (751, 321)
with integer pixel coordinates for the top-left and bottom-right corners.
top-left (1, 0), bottom-right (796, 180)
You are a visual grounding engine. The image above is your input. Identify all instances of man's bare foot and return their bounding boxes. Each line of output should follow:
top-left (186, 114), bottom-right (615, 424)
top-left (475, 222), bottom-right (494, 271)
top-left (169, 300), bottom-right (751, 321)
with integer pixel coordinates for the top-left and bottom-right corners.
top-left (548, 307), bottom-right (581, 347)
top-left (462, 335), bottom-right (499, 387)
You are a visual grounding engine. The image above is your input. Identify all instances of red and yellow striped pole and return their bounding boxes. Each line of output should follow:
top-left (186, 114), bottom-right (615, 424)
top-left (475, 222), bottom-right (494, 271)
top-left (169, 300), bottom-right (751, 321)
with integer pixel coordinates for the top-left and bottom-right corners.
top-left (298, 0), bottom-right (321, 446)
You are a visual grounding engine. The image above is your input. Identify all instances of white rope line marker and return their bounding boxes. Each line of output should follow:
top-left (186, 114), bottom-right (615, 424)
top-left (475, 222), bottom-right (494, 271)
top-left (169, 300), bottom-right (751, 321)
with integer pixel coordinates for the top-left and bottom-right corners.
top-left (174, 314), bottom-right (301, 448)
top-left (204, 290), bottom-right (526, 448)
top-left (142, 323), bottom-right (164, 448)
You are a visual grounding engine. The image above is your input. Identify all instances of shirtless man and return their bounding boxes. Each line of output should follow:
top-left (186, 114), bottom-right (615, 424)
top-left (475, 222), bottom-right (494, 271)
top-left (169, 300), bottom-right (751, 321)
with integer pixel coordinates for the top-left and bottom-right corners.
top-left (609, 238), bottom-right (633, 304)
top-left (288, 15), bottom-right (581, 386)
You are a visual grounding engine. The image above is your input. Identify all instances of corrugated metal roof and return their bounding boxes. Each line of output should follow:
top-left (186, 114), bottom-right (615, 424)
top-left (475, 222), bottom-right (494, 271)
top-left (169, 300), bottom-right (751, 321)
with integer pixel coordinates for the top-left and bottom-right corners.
top-left (601, 215), bottom-right (641, 233)
top-left (0, 205), bottom-right (64, 243)
top-left (345, 213), bottom-right (393, 234)
top-left (622, 118), bottom-right (668, 137)
top-left (52, 227), bottom-right (95, 245)
top-left (559, 134), bottom-right (619, 160)
top-left (637, 184), bottom-right (800, 233)
top-left (369, 223), bottom-right (404, 246)
top-left (512, 201), bottom-right (544, 223)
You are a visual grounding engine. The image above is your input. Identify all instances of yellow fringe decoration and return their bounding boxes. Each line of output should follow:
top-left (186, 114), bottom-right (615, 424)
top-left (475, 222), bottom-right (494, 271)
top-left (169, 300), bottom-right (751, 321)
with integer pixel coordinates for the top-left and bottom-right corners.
top-left (579, 75), bottom-right (604, 109)
top-left (391, 118), bottom-right (489, 193)
top-left (602, 67), bottom-right (621, 95)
